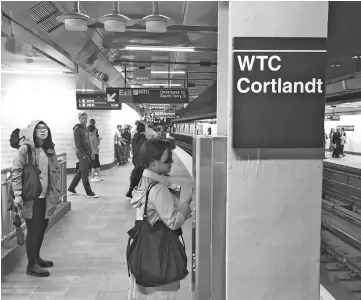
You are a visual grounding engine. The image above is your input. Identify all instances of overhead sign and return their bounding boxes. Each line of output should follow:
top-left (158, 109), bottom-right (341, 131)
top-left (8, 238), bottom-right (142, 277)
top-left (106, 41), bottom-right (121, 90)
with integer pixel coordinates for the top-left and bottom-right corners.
top-left (106, 88), bottom-right (189, 104)
top-left (76, 93), bottom-right (121, 110)
top-left (336, 125), bottom-right (354, 131)
top-left (325, 115), bottom-right (340, 121)
top-left (133, 69), bottom-right (151, 80)
top-left (148, 112), bottom-right (176, 118)
top-left (232, 37), bottom-right (327, 151)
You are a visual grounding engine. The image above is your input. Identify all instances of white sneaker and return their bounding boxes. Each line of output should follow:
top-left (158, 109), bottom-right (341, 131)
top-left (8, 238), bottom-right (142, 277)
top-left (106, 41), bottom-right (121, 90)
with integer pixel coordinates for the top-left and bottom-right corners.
top-left (90, 177), bottom-right (101, 182)
top-left (87, 193), bottom-right (99, 198)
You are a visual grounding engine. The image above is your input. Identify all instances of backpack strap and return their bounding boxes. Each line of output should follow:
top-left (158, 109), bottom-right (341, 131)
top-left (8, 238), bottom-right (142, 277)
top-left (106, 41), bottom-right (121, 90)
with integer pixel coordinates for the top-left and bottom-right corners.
top-left (143, 182), bottom-right (158, 220)
top-left (25, 144), bottom-right (33, 165)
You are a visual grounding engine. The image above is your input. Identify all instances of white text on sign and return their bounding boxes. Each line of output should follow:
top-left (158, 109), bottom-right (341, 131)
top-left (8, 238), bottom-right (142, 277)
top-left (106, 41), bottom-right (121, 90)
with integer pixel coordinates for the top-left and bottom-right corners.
top-left (236, 55), bottom-right (323, 94)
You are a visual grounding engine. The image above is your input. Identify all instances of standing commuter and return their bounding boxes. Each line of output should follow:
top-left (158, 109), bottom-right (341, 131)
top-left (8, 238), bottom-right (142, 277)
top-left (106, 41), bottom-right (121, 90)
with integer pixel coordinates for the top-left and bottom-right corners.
top-left (145, 122), bottom-right (158, 140)
top-left (340, 128), bottom-right (347, 157)
top-left (332, 127), bottom-right (342, 158)
top-left (131, 120), bottom-right (140, 140)
top-left (11, 120), bottom-right (61, 277)
top-left (114, 125), bottom-right (127, 165)
top-left (128, 139), bottom-right (193, 300)
top-left (122, 125), bottom-right (131, 162)
top-left (329, 128), bottom-right (335, 155)
top-left (68, 112), bottom-right (98, 198)
top-left (88, 119), bottom-right (103, 182)
top-left (125, 122), bottom-right (148, 198)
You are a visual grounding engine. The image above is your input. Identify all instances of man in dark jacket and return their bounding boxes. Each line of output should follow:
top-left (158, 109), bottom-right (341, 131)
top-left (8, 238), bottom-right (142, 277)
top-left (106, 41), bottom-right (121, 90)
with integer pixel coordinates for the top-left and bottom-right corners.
top-left (68, 112), bottom-right (98, 198)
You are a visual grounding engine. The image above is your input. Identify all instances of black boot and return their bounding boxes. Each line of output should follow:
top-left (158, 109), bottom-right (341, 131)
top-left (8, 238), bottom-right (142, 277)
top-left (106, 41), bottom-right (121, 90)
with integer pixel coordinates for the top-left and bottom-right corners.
top-left (38, 257), bottom-right (54, 268)
top-left (26, 263), bottom-right (50, 277)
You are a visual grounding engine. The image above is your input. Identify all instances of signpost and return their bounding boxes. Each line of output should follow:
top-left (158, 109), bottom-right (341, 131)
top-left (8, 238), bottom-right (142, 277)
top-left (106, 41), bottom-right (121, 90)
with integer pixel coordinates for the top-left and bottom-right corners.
top-left (106, 88), bottom-right (188, 104)
top-left (336, 125), bottom-right (354, 131)
top-left (76, 92), bottom-right (121, 110)
top-left (325, 115), bottom-right (340, 121)
top-left (232, 37), bottom-right (327, 149)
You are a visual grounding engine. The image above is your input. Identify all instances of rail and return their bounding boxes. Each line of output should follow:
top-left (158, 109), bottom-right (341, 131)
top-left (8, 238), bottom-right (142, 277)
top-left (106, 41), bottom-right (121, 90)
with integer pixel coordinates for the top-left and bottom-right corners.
top-left (1, 153), bottom-right (67, 246)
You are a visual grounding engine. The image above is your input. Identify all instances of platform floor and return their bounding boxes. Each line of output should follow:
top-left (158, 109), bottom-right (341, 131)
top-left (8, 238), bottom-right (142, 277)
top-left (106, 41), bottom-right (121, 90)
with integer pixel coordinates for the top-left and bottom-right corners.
top-left (324, 151), bottom-right (361, 170)
top-left (1, 153), bottom-right (193, 300)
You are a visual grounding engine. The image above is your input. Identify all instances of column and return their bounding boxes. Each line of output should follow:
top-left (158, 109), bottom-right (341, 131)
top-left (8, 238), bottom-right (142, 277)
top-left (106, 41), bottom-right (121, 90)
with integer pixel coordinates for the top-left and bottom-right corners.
top-left (225, 2), bottom-right (329, 300)
top-left (216, 1), bottom-right (230, 136)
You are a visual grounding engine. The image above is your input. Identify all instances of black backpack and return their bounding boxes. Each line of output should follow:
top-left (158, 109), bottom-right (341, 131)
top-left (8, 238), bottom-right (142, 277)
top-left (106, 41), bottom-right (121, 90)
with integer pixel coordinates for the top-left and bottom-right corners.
top-left (8, 144), bottom-right (42, 203)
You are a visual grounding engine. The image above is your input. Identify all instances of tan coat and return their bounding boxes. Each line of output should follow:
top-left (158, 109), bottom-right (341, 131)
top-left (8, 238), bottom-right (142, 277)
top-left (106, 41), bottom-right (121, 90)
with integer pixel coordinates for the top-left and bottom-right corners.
top-left (10, 120), bottom-right (61, 219)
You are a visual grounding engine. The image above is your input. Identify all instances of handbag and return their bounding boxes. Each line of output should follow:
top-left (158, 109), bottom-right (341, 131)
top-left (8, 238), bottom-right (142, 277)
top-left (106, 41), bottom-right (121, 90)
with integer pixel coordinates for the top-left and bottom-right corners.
top-left (126, 182), bottom-right (189, 287)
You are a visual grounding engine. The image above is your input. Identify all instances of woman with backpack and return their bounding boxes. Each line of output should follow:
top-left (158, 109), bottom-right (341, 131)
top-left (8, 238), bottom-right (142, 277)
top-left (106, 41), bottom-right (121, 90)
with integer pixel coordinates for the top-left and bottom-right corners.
top-left (127, 139), bottom-right (193, 300)
top-left (11, 120), bottom-right (61, 277)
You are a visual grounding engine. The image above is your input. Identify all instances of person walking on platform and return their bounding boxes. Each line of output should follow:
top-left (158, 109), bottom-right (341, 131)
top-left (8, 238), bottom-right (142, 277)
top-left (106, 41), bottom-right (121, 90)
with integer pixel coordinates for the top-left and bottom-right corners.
top-left (68, 112), bottom-right (98, 198)
top-left (127, 139), bottom-right (193, 300)
top-left (125, 122), bottom-right (147, 198)
top-left (11, 120), bottom-right (61, 277)
top-left (88, 119), bottom-right (103, 182)
top-left (131, 120), bottom-right (140, 140)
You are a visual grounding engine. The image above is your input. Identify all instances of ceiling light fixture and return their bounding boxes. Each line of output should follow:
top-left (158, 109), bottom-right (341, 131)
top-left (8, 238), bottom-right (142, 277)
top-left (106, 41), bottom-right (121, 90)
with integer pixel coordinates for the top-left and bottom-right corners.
top-left (125, 46), bottom-right (194, 52)
top-left (143, 83), bottom-right (182, 87)
top-left (139, 1), bottom-right (173, 33)
top-left (151, 71), bottom-right (185, 74)
top-left (98, 1), bottom-right (134, 32)
top-left (1, 70), bottom-right (71, 75)
top-left (57, 1), bottom-right (94, 31)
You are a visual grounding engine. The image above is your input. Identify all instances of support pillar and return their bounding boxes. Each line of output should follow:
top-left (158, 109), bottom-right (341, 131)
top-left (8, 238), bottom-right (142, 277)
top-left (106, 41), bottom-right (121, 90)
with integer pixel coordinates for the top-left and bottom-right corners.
top-left (223, 2), bottom-right (329, 300)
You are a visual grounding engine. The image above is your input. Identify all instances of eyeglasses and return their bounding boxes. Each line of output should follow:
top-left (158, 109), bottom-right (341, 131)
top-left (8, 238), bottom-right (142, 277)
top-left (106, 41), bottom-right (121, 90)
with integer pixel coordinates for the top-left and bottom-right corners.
top-left (36, 126), bottom-right (48, 131)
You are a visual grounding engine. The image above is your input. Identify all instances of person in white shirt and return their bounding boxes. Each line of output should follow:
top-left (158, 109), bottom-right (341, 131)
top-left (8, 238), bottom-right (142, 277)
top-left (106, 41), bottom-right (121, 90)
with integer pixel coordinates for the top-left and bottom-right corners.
top-left (144, 122), bottom-right (158, 140)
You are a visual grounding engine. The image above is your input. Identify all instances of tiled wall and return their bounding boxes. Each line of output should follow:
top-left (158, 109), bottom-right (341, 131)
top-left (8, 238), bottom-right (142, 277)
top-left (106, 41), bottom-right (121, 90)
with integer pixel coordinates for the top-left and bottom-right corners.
top-left (1, 73), bottom-right (140, 170)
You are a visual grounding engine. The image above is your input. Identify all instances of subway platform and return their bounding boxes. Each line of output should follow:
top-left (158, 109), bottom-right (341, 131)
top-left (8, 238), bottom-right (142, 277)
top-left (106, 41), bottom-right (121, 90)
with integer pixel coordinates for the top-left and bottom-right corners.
top-left (324, 151), bottom-right (361, 170)
top-left (1, 153), bottom-right (193, 300)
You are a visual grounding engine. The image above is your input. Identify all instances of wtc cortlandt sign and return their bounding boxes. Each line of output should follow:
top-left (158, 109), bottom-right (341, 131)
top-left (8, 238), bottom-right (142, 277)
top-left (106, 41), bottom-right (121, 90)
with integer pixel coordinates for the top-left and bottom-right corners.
top-left (232, 37), bottom-right (327, 149)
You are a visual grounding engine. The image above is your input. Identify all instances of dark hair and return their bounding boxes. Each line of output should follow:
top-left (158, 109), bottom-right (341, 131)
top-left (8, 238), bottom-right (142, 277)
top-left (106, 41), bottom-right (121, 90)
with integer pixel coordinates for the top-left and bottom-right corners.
top-left (134, 122), bottom-right (146, 143)
top-left (90, 119), bottom-right (95, 124)
top-left (33, 121), bottom-right (55, 155)
top-left (130, 139), bottom-right (172, 188)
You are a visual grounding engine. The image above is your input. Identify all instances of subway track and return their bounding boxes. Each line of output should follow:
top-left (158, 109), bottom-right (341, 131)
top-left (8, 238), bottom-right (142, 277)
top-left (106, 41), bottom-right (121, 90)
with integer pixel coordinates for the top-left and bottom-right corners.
top-left (173, 134), bottom-right (361, 299)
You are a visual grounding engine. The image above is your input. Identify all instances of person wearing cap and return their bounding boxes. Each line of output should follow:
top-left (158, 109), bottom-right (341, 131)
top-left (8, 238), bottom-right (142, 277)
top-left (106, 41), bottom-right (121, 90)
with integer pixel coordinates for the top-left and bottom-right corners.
top-left (68, 112), bottom-right (98, 198)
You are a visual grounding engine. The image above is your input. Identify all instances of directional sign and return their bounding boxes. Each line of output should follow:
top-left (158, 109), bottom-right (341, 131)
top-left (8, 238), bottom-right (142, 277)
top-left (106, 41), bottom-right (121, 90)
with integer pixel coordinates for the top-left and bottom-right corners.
top-left (336, 125), bottom-right (354, 131)
top-left (325, 115), bottom-right (340, 121)
top-left (107, 88), bottom-right (189, 104)
top-left (107, 92), bottom-right (116, 102)
top-left (106, 88), bottom-right (119, 103)
top-left (76, 93), bottom-right (121, 110)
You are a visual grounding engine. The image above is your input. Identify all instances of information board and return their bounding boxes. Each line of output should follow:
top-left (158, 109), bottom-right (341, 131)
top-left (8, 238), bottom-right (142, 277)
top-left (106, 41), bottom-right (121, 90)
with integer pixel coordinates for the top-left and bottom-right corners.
top-left (232, 37), bottom-right (327, 149)
top-left (336, 125), bottom-right (354, 131)
top-left (106, 88), bottom-right (189, 104)
top-left (76, 93), bottom-right (121, 110)
top-left (325, 115), bottom-right (340, 121)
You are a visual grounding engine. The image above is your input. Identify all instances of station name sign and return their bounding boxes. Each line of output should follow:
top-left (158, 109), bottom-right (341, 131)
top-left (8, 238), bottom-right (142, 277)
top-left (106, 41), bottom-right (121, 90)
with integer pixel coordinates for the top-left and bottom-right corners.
top-left (76, 93), bottom-right (121, 110)
top-left (232, 37), bottom-right (327, 151)
top-left (236, 56), bottom-right (323, 94)
top-left (106, 88), bottom-right (188, 104)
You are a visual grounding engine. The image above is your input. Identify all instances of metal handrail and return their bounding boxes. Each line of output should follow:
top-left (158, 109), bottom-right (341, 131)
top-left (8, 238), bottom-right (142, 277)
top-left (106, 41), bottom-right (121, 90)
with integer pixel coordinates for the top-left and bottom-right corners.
top-left (1, 153), bottom-right (67, 247)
